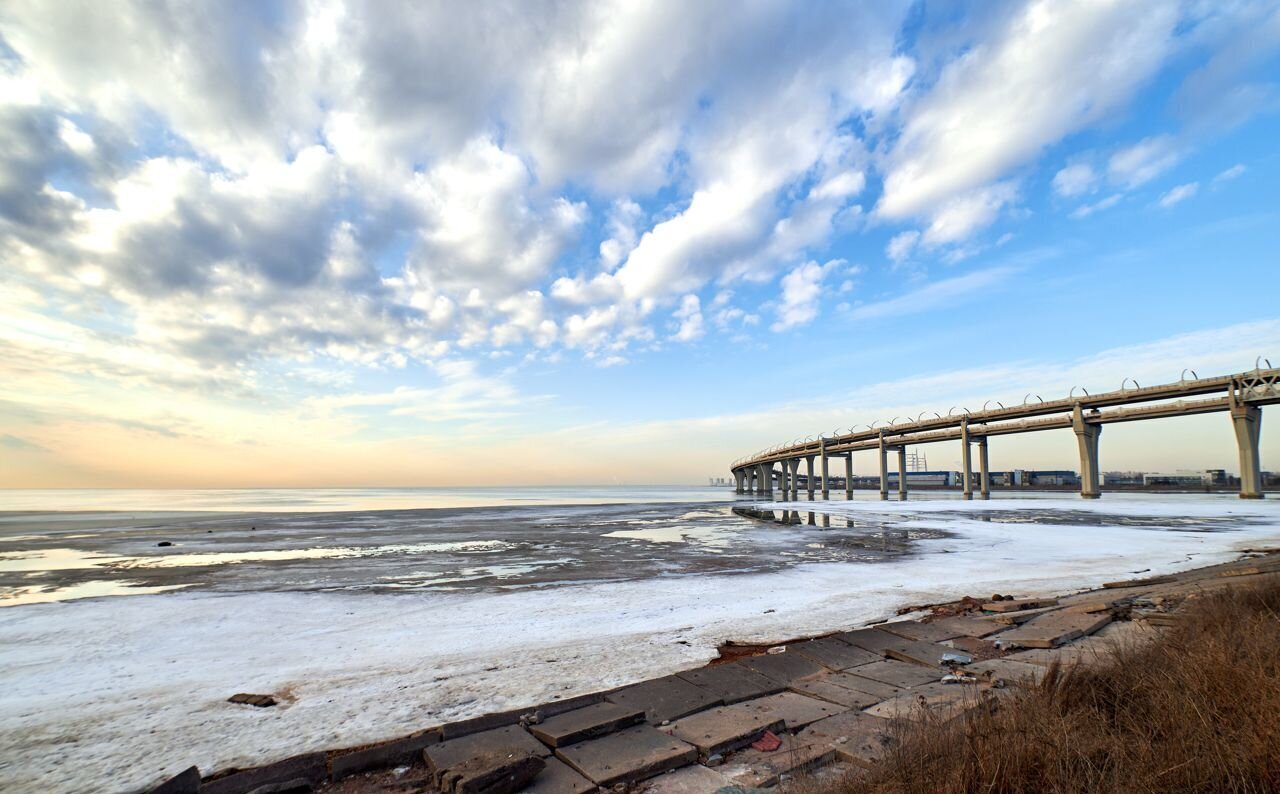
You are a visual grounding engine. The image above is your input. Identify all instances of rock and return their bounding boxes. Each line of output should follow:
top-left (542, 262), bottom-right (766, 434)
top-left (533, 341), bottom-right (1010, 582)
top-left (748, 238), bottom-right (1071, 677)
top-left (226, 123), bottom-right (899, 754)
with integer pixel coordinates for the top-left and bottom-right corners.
top-left (227, 693), bottom-right (277, 708)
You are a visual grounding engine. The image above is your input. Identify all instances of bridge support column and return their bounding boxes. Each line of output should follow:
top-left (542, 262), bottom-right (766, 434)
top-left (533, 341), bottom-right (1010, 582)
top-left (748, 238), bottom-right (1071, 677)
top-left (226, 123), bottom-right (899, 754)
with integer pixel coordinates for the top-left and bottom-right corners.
top-left (897, 447), bottom-right (908, 500)
top-left (845, 454), bottom-right (853, 499)
top-left (978, 438), bottom-right (990, 499)
top-left (784, 459), bottom-right (797, 499)
top-left (820, 440), bottom-right (829, 500)
top-left (878, 438), bottom-right (889, 500)
top-left (960, 422), bottom-right (973, 500)
top-left (778, 461), bottom-right (789, 499)
top-left (1073, 405), bottom-right (1102, 499)
top-left (1232, 403), bottom-right (1263, 499)
top-left (805, 456), bottom-right (816, 500)
top-left (757, 463), bottom-right (772, 497)
top-left (734, 470), bottom-right (744, 494)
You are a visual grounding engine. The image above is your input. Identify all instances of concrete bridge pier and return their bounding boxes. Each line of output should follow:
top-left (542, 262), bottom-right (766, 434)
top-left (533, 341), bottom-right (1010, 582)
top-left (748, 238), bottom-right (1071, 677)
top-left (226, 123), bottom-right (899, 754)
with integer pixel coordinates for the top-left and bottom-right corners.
top-left (757, 463), bottom-right (772, 497)
top-left (844, 454), bottom-right (853, 500)
top-left (878, 437), bottom-right (889, 500)
top-left (805, 456), bottom-right (816, 500)
top-left (978, 437), bottom-right (990, 499)
top-left (960, 421), bottom-right (973, 500)
top-left (1232, 403), bottom-right (1263, 499)
top-left (1072, 404), bottom-right (1102, 499)
top-left (819, 440), bottom-right (830, 500)
top-left (897, 447), bottom-right (908, 500)
top-left (787, 458), bottom-right (800, 500)
top-left (778, 461), bottom-right (789, 499)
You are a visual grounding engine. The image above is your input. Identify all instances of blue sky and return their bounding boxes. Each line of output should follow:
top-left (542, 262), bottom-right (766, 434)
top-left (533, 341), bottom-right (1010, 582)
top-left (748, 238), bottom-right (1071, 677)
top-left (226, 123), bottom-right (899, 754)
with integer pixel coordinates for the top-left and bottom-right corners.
top-left (0, 0), bottom-right (1278, 487)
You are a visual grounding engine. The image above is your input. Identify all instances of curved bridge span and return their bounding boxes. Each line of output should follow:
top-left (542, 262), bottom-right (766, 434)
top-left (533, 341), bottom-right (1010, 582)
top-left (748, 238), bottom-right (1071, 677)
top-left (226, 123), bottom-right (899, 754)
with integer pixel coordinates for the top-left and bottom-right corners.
top-left (730, 367), bottom-right (1280, 501)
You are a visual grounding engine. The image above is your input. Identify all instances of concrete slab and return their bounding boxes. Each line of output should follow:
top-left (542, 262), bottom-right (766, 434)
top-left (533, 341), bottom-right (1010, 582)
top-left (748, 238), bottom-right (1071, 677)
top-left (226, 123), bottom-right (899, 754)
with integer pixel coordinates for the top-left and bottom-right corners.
top-left (1007, 646), bottom-right (1094, 667)
top-left (556, 725), bottom-right (696, 787)
top-left (845, 659), bottom-right (941, 689)
top-left (929, 616), bottom-right (1007, 638)
top-left (201, 753), bottom-right (327, 794)
top-left (944, 635), bottom-right (1002, 661)
top-left (878, 620), bottom-right (961, 644)
top-left (664, 702), bottom-right (785, 757)
top-left (788, 674), bottom-right (884, 710)
top-left (742, 691), bottom-right (847, 730)
top-left (674, 663), bottom-right (783, 705)
top-left (606, 675), bottom-right (722, 724)
top-left (522, 757), bottom-right (596, 794)
top-left (982, 597), bottom-right (1057, 613)
top-left (882, 638), bottom-right (959, 668)
top-left (801, 670), bottom-right (906, 701)
top-left (721, 733), bottom-right (837, 788)
top-left (831, 628), bottom-right (901, 654)
top-left (965, 659), bottom-right (1045, 685)
top-left (426, 726), bottom-right (551, 777)
top-left (641, 764), bottom-right (733, 794)
top-left (529, 702), bottom-right (645, 748)
top-left (863, 681), bottom-right (990, 721)
top-left (787, 637), bottom-right (881, 670)
top-left (439, 752), bottom-right (544, 794)
top-left (798, 711), bottom-right (895, 768)
top-left (738, 650), bottom-right (827, 685)
top-left (996, 611), bottom-right (1112, 649)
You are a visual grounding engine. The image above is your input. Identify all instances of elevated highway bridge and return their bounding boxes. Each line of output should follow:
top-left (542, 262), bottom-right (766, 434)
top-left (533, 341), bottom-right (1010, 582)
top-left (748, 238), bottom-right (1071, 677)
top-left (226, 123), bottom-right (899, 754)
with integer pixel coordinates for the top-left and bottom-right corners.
top-left (730, 366), bottom-right (1279, 501)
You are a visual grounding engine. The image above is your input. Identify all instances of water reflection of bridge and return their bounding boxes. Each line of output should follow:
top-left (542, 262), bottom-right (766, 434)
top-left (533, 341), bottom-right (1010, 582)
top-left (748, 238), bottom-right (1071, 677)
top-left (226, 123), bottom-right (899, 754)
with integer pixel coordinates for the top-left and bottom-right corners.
top-left (730, 367), bottom-right (1279, 501)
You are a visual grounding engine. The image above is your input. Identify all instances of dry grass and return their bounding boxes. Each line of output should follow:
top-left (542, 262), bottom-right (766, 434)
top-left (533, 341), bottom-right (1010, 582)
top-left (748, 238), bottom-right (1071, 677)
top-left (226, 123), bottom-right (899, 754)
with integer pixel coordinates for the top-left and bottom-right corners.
top-left (826, 577), bottom-right (1280, 794)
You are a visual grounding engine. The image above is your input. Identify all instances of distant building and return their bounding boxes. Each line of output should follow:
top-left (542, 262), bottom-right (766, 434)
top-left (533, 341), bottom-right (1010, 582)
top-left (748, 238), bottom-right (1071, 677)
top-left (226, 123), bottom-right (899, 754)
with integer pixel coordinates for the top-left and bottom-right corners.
top-left (1103, 471), bottom-right (1146, 486)
top-left (1143, 471), bottom-right (1206, 487)
top-left (1023, 470), bottom-right (1080, 487)
top-left (885, 470), bottom-right (960, 487)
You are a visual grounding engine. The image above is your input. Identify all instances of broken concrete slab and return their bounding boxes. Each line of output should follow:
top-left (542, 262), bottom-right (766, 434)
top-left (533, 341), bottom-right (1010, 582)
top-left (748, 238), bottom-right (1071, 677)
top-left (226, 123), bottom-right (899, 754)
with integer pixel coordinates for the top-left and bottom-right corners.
top-left (793, 670), bottom-right (905, 701)
top-left (738, 650), bottom-right (827, 685)
top-left (787, 637), bottom-right (881, 671)
top-left (556, 725), bottom-right (696, 786)
top-left (675, 663), bottom-right (783, 705)
top-left (522, 757), bottom-right (596, 794)
top-left (844, 659), bottom-right (941, 689)
top-left (200, 753), bottom-right (327, 794)
top-left (331, 729), bottom-right (441, 779)
top-left (863, 681), bottom-right (991, 721)
top-left (606, 675), bottom-right (722, 724)
top-left (439, 752), bottom-right (544, 794)
top-left (529, 702), bottom-right (645, 748)
top-left (883, 638), bottom-right (960, 668)
top-left (721, 733), bottom-right (837, 788)
top-left (995, 611), bottom-right (1112, 649)
top-left (425, 726), bottom-right (551, 778)
top-left (1007, 646), bottom-right (1093, 667)
top-left (663, 702), bottom-right (785, 757)
top-left (982, 597), bottom-right (1058, 613)
top-left (788, 674), bottom-right (884, 710)
top-left (798, 711), bottom-right (895, 769)
top-left (1103, 575), bottom-right (1176, 588)
top-left (641, 763), bottom-right (734, 794)
top-left (227, 693), bottom-right (276, 708)
top-left (965, 659), bottom-right (1046, 685)
top-left (944, 635), bottom-right (1002, 661)
top-left (878, 620), bottom-right (961, 644)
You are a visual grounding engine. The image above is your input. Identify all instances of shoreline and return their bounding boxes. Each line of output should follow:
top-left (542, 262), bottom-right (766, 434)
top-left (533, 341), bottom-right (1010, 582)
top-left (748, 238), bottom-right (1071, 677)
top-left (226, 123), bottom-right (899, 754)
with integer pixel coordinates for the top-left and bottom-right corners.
top-left (176, 547), bottom-right (1280, 794)
top-left (3, 495), bottom-right (1280, 793)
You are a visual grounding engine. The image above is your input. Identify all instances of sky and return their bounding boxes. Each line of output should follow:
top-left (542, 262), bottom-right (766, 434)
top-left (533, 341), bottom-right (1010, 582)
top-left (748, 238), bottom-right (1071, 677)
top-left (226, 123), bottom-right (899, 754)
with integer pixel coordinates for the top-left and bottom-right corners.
top-left (1, 0), bottom-right (1278, 489)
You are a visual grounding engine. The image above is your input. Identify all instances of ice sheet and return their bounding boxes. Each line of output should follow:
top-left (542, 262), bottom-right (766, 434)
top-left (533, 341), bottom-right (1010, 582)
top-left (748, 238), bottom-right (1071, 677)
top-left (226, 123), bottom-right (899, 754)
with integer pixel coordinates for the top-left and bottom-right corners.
top-left (2, 494), bottom-right (1279, 793)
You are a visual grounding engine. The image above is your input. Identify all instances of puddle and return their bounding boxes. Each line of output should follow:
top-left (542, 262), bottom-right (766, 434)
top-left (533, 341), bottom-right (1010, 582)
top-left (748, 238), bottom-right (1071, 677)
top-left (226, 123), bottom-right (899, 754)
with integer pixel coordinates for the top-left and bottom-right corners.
top-left (0, 580), bottom-right (189, 607)
top-left (601, 525), bottom-right (738, 546)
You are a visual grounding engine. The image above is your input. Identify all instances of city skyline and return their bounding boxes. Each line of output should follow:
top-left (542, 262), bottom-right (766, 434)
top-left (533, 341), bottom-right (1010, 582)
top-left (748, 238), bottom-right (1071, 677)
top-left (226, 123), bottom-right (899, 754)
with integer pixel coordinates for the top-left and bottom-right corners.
top-left (2, 1), bottom-right (1278, 487)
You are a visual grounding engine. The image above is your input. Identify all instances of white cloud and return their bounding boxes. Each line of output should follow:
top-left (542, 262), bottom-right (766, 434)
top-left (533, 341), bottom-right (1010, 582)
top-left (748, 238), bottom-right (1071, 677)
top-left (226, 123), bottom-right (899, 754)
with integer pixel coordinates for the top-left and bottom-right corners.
top-left (1213, 163), bottom-right (1247, 184)
top-left (886, 230), bottom-right (920, 263)
top-left (878, 0), bottom-right (1179, 237)
top-left (849, 266), bottom-right (1017, 321)
top-left (1051, 163), bottom-right (1097, 198)
top-left (1108, 135), bottom-right (1181, 188)
top-left (772, 260), bottom-right (839, 332)
top-left (921, 182), bottom-right (1019, 246)
top-left (1157, 182), bottom-right (1199, 208)
top-left (1070, 193), bottom-right (1123, 219)
top-left (671, 294), bottom-right (704, 342)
